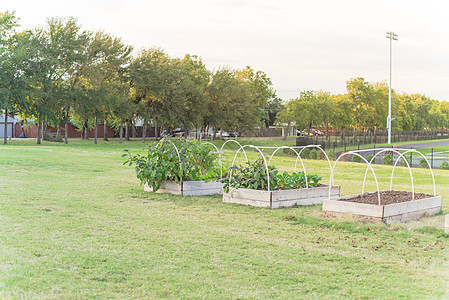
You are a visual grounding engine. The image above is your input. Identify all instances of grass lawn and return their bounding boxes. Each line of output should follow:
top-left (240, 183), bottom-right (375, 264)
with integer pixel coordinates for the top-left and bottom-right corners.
top-left (1, 138), bottom-right (448, 298)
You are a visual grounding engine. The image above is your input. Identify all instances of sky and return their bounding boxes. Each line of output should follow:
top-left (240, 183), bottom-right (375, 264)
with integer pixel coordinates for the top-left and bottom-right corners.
top-left (2, 0), bottom-right (449, 101)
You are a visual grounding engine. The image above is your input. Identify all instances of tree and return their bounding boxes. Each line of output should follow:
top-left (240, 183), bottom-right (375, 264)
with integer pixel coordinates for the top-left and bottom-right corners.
top-left (275, 100), bottom-right (296, 141)
top-left (130, 48), bottom-right (187, 133)
top-left (0, 11), bottom-right (21, 144)
top-left (262, 97), bottom-right (284, 127)
top-left (17, 18), bottom-right (91, 144)
top-left (331, 94), bottom-right (353, 140)
top-left (346, 77), bottom-right (376, 134)
top-left (81, 30), bottom-right (132, 143)
top-left (177, 54), bottom-right (210, 135)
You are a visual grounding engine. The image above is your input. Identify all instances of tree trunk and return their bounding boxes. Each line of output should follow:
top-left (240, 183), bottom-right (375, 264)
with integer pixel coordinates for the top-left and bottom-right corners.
top-left (212, 127), bottom-right (217, 141)
top-left (132, 120), bottom-right (136, 138)
top-left (3, 108), bottom-right (8, 145)
top-left (94, 115), bottom-right (98, 144)
top-left (37, 118), bottom-right (42, 145)
top-left (64, 110), bottom-right (69, 144)
top-left (103, 116), bottom-right (108, 141)
top-left (283, 124), bottom-right (290, 141)
top-left (83, 120), bottom-right (89, 139)
top-left (43, 120), bottom-right (48, 141)
top-left (125, 122), bottom-right (130, 141)
top-left (119, 121), bottom-right (123, 144)
top-left (142, 119), bottom-right (147, 142)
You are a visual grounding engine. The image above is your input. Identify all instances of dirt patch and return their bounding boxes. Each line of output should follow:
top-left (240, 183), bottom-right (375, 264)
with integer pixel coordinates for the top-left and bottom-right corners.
top-left (341, 190), bottom-right (434, 205)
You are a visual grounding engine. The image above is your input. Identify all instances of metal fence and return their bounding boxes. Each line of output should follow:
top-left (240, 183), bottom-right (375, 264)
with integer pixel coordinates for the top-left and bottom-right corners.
top-left (297, 130), bottom-right (449, 150)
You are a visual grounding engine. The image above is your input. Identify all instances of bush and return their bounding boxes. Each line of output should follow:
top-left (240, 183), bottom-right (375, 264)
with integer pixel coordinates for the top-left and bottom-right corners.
top-left (352, 154), bottom-right (361, 163)
top-left (327, 149), bottom-right (336, 160)
top-left (383, 154), bottom-right (393, 165)
top-left (400, 156), bottom-right (411, 167)
top-left (300, 148), bottom-right (310, 159)
top-left (44, 133), bottom-right (63, 142)
top-left (309, 149), bottom-right (318, 160)
top-left (441, 161), bottom-right (449, 170)
top-left (282, 147), bottom-right (293, 157)
top-left (366, 154), bottom-right (374, 163)
top-left (419, 158), bottom-right (429, 168)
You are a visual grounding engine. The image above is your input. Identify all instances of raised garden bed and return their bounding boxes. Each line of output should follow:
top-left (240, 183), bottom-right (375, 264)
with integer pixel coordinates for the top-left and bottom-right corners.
top-left (223, 185), bottom-right (340, 209)
top-left (144, 180), bottom-right (223, 196)
top-left (322, 190), bottom-right (442, 224)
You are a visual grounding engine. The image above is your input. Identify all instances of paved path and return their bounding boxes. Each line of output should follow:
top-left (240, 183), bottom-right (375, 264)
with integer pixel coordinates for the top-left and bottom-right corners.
top-left (394, 140), bottom-right (449, 149)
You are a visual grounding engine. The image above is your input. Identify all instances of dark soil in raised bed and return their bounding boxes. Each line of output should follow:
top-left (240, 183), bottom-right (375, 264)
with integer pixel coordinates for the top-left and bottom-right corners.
top-left (341, 190), bottom-right (434, 205)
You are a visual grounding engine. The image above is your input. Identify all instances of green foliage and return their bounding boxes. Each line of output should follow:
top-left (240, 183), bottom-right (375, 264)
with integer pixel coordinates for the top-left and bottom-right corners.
top-left (440, 161), bottom-right (449, 170)
top-left (44, 133), bottom-right (64, 142)
top-left (366, 154), bottom-right (374, 163)
top-left (123, 137), bottom-right (218, 191)
top-left (309, 149), bottom-right (318, 160)
top-left (282, 147), bottom-right (294, 157)
top-left (300, 148), bottom-right (310, 159)
top-left (400, 156), bottom-right (411, 167)
top-left (326, 149), bottom-right (336, 160)
top-left (223, 158), bottom-right (322, 192)
top-left (419, 158), bottom-right (429, 168)
top-left (383, 154), bottom-right (393, 165)
top-left (352, 154), bottom-right (361, 163)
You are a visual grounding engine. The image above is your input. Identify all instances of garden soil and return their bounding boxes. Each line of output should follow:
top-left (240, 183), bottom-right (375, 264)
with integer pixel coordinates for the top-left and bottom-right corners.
top-left (341, 190), bottom-right (434, 205)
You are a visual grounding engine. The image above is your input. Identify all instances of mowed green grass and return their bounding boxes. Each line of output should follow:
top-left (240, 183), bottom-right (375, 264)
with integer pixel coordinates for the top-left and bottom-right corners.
top-left (1, 138), bottom-right (448, 299)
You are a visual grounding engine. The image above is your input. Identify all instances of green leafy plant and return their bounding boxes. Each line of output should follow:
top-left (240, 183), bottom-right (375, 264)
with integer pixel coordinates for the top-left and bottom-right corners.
top-left (223, 158), bottom-right (322, 192)
top-left (383, 154), bottom-right (393, 165)
top-left (309, 149), bottom-right (318, 160)
top-left (366, 154), bottom-right (374, 163)
top-left (300, 148), bottom-right (310, 159)
top-left (400, 156), bottom-right (411, 167)
top-left (441, 161), bottom-right (449, 170)
top-left (326, 149), bottom-right (336, 160)
top-left (123, 137), bottom-right (219, 191)
top-left (419, 158), bottom-right (429, 168)
top-left (352, 154), bottom-right (361, 163)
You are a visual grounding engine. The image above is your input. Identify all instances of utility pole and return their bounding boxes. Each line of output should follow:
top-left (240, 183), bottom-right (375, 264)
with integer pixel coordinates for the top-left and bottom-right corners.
top-left (386, 31), bottom-right (398, 144)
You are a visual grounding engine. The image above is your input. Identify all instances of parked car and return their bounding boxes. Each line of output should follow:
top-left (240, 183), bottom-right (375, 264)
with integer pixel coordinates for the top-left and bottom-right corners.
top-left (171, 128), bottom-right (185, 137)
top-left (296, 130), bottom-right (305, 136)
top-left (229, 131), bottom-right (240, 137)
top-left (214, 131), bottom-right (230, 137)
top-left (309, 129), bottom-right (324, 136)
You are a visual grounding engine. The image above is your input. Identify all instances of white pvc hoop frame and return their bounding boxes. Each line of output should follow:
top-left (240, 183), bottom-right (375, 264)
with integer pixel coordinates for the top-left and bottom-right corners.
top-left (332, 147), bottom-right (436, 206)
top-left (218, 140), bottom-right (249, 179)
top-left (228, 144), bottom-right (272, 191)
top-left (225, 143), bottom-right (333, 192)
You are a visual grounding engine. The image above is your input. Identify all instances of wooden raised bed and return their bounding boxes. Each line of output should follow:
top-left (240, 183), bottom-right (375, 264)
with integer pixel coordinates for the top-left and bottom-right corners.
top-left (223, 185), bottom-right (340, 209)
top-left (144, 180), bottom-right (223, 196)
top-left (322, 191), bottom-right (442, 224)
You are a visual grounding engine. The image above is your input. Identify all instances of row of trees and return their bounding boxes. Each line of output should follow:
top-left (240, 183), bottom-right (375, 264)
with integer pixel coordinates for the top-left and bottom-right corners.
top-left (0, 11), bottom-right (277, 144)
top-left (276, 77), bottom-right (449, 138)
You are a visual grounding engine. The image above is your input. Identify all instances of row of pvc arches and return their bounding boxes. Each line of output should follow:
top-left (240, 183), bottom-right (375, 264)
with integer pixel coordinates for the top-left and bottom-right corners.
top-left (159, 138), bottom-right (436, 205)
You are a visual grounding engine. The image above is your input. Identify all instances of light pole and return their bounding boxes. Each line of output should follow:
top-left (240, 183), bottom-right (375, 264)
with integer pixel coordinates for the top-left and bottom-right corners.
top-left (386, 31), bottom-right (398, 144)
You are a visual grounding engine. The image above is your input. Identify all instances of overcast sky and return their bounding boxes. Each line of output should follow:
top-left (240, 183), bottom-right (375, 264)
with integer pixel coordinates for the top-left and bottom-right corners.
top-left (2, 0), bottom-right (449, 101)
